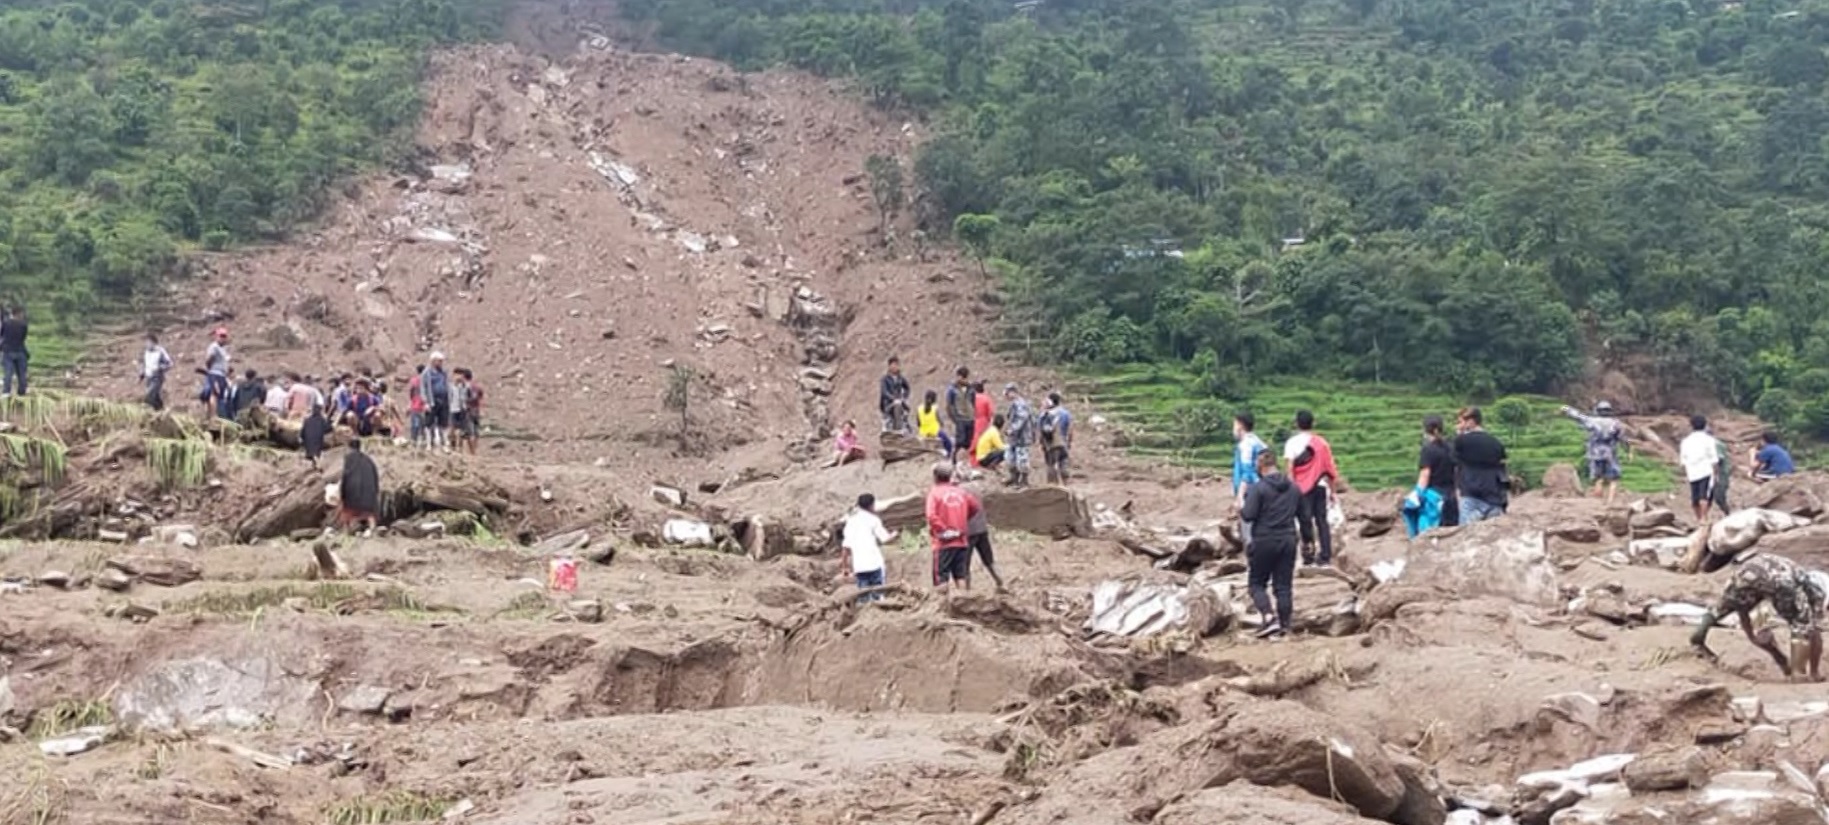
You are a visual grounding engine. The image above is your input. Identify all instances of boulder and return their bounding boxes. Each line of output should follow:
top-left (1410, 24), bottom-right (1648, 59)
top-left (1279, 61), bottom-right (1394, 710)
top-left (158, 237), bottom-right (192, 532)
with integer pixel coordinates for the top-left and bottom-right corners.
top-left (1151, 783), bottom-right (1386, 825)
top-left (1541, 463), bottom-right (1585, 497)
top-left (1547, 525), bottom-right (1603, 544)
top-left (1014, 695), bottom-right (1410, 824)
top-left (1630, 508), bottom-right (1678, 531)
top-left (1407, 523), bottom-right (1558, 608)
top-left (1753, 523), bottom-right (1829, 571)
top-left (1707, 509), bottom-right (1812, 556)
top-left (1384, 746), bottom-right (1449, 825)
top-left (1750, 479), bottom-right (1825, 519)
top-left (1085, 575), bottom-right (1234, 638)
top-left (336, 685), bottom-right (391, 715)
top-left (1631, 535), bottom-right (1695, 570)
top-left (1620, 747), bottom-right (1706, 792)
top-left (980, 485), bottom-right (1093, 538)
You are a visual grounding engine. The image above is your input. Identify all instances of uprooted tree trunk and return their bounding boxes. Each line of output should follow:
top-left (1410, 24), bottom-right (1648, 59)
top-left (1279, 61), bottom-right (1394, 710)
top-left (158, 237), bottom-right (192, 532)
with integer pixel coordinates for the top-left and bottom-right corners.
top-left (235, 470), bottom-right (516, 542)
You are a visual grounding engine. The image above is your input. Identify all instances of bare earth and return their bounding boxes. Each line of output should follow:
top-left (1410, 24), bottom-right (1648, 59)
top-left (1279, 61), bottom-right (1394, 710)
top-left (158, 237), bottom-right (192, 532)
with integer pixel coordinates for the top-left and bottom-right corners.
top-left (13, 6), bottom-right (1829, 825)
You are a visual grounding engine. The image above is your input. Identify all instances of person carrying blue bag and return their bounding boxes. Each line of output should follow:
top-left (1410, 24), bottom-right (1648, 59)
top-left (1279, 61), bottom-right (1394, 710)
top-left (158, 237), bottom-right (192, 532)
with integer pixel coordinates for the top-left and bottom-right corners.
top-left (1406, 415), bottom-right (1458, 536)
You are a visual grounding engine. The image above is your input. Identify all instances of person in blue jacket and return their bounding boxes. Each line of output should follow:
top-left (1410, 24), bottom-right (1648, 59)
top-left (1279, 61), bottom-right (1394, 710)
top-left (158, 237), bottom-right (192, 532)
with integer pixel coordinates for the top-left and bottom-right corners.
top-left (1232, 412), bottom-right (1269, 542)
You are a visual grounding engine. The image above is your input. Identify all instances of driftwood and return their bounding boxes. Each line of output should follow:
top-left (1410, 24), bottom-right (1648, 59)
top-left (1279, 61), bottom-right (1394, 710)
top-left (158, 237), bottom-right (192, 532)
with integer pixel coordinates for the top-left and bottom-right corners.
top-left (236, 478), bottom-right (330, 542)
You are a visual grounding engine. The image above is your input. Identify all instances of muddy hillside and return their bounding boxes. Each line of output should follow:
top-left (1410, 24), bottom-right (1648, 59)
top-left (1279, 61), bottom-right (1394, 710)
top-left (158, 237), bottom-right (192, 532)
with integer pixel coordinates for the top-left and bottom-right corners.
top-left (9, 8), bottom-right (1829, 825)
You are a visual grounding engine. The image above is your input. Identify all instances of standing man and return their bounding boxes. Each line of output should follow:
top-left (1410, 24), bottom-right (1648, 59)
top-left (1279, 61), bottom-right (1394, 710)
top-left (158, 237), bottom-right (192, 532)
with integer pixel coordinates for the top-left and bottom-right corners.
top-left (1559, 401), bottom-right (1626, 506)
top-left (419, 352), bottom-right (453, 452)
top-left (925, 461), bottom-right (980, 595)
top-left (139, 333), bottom-right (173, 410)
top-left (1240, 449), bottom-right (1300, 639)
top-left (879, 356), bottom-right (911, 434)
top-left (338, 438), bottom-right (382, 537)
top-left (840, 493), bottom-right (895, 604)
top-left (1002, 383), bottom-right (1036, 488)
top-left (0, 306), bottom-right (27, 396)
top-left (406, 365), bottom-right (428, 448)
top-left (1680, 414), bottom-right (1720, 525)
top-left (1691, 554), bottom-right (1828, 682)
top-left (1283, 410), bottom-right (1340, 568)
top-left (201, 327), bottom-right (232, 420)
top-left (1453, 407), bottom-right (1510, 524)
top-left (1039, 392), bottom-right (1074, 484)
top-left (946, 367), bottom-right (976, 467)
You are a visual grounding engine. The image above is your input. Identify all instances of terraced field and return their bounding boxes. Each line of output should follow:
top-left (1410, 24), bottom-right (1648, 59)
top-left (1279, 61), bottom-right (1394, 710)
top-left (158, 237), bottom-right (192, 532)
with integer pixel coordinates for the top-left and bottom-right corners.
top-left (1072, 365), bottom-right (1674, 493)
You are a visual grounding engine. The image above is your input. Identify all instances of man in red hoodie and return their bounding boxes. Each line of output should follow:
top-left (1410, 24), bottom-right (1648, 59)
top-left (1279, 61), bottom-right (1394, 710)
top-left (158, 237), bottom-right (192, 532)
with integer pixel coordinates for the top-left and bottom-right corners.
top-left (1282, 409), bottom-right (1342, 568)
top-left (926, 461), bottom-right (981, 594)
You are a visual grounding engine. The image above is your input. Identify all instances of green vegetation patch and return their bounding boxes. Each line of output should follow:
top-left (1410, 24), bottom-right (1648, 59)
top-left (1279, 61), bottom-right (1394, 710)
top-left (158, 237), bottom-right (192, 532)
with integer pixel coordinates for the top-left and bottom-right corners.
top-left (1085, 366), bottom-right (1672, 493)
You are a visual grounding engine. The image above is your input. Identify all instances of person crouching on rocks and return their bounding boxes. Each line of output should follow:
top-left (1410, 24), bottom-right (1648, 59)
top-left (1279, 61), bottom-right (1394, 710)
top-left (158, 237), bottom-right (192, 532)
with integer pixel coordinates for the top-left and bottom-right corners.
top-left (1692, 554), bottom-right (1829, 682)
top-left (1240, 449), bottom-right (1300, 639)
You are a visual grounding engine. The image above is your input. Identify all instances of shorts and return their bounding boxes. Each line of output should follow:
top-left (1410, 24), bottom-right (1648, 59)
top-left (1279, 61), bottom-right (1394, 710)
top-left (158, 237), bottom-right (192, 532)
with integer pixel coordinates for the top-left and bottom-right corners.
top-left (429, 402), bottom-right (452, 429)
top-left (456, 411), bottom-right (479, 438)
top-left (1589, 458), bottom-right (1621, 482)
top-left (1690, 478), bottom-right (1713, 505)
top-left (855, 568), bottom-right (885, 604)
top-left (933, 545), bottom-right (971, 586)
top-left (953, 421), bottom-right (975, 453)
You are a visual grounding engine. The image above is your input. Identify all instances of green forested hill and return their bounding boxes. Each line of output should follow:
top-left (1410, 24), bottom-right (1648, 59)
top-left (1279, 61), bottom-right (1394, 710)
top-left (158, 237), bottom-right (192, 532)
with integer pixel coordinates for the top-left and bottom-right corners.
top-left (624, 0), bottom-right (1829, 438)
top-left (0, 0), bottom-right (501, 362)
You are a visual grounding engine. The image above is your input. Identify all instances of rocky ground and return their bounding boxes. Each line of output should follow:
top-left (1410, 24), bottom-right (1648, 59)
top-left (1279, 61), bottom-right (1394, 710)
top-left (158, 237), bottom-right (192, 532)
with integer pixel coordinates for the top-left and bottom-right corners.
top-left (10, 3), bottom-right (1829, 825)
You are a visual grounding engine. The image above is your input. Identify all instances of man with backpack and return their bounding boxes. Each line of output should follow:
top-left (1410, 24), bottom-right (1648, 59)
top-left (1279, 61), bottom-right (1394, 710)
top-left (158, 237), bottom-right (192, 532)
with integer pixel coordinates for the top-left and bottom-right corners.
top-left (1560, 401), bottom-right (1626, 506)
top-left (1282, 409), bottom-right (1340, 568)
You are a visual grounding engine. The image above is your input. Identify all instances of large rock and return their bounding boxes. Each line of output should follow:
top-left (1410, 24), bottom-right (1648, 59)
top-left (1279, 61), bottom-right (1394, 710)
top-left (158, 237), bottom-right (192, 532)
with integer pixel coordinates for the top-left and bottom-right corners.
top-left (1541, 463), bottom-right (1585, 498)
top-left (115, 656), bottom-right (317, 733)
top-left (1750, 479), bottom-right (1825, 519)
top-left (1151, 783), bottom-right (1386, 825)
top-left (877, 485), bottom-right (1093, 538)
top-left (1629, 508), bottom-right (1679, 531)
top-left (1085, 574), bottom-right (1234, 638)
top-left (981, 485), bottom-right (1093, 538)
top-left (1707, 508), bottom-right (1812, 556)
top-left (1012, 694), bottom-right (1411, 824)
top-left (1406, 523), bottom-right (1559, 608)
top-left (1621, 747), bottom-right (1706, 792)
top-left (1754, 523), bottom-right (1829, 571)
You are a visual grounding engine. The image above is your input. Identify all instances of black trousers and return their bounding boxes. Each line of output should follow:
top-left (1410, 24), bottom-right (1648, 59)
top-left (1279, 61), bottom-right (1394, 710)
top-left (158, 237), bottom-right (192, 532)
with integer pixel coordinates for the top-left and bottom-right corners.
top-left (1295, 485), bottom-right (1333, 564)
top-left (1248, 532), bottom-right (1297, 629)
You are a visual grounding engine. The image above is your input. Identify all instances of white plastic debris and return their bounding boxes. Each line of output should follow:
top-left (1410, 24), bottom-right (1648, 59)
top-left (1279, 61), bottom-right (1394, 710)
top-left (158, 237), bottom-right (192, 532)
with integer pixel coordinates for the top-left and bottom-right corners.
top-left (662, 519), bottom-right (713, 547)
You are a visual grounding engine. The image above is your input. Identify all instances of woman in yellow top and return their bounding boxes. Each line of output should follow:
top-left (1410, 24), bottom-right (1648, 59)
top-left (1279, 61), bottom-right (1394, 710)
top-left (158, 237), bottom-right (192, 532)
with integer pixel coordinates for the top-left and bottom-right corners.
top-left (976, 414), bottom-right (1007, 470)
top-left (918, 390), bottom-right (954, 456)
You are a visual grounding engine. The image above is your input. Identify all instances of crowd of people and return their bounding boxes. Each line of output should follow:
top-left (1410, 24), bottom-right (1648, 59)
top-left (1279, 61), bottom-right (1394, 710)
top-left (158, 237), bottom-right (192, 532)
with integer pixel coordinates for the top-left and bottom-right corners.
top-left (866, 358), bottom-right (1075, 487)
top-left (136, 327), bottom-right (487, 458)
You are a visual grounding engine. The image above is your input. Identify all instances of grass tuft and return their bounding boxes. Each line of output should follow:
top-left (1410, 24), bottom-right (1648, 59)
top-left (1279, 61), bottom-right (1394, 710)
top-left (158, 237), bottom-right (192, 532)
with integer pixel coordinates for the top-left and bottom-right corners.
top-left (164, 583), bottom-right (456, 618)
top-left (26, 699), bottom-right (112, 740)
top-left (325, 792), bottom-right (453, 825)
top-left (0, 759), bottom-right (68, 825)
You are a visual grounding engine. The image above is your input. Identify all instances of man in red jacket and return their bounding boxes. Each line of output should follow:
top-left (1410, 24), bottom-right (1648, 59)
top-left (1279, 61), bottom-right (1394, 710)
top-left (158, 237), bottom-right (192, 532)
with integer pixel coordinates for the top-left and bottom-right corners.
top-left (926, 462), bottom-right (981, 594)
top-left (1282, 409), bottom-right (1342, 568)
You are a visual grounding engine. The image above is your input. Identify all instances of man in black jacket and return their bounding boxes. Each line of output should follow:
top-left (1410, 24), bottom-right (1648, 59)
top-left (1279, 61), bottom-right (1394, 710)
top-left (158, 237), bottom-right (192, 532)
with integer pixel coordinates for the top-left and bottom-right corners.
top-left (879, 356), bottom-right (911, 434)
top-left (1240, 450), bottom-right (1301, 638)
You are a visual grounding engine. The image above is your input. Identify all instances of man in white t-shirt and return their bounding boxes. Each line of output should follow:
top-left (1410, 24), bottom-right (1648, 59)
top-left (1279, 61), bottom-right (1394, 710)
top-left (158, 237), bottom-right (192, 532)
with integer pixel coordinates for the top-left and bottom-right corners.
top-left (840, 493), bottom-right (897, 604)
top-left (1679, 414), bottom-right (1720, 525)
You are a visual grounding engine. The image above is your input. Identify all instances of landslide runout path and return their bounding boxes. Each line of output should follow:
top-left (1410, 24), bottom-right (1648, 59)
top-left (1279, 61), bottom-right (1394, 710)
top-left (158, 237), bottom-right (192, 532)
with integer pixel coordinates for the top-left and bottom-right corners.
top-left (29, 6), bottom-right (1829, 825)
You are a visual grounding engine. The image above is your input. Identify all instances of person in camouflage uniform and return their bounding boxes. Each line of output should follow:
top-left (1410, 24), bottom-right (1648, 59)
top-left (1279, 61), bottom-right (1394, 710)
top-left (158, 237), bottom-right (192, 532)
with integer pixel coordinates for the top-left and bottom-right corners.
top-left (1692, 554), bottom-right (1829, 681)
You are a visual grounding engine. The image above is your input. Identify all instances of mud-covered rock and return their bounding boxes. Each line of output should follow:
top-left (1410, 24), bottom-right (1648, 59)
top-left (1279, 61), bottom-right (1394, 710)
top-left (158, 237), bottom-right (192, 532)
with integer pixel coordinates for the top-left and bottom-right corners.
top-left (1150, 783), bottom-right (1385, 824)
top-left (1541, 463), bottom-right (1584, 497)
top-left (1707, 508), bottom-right (1812, 556)
top-left (1014, 694), bottom-right (1410, 824)
top-left (1407, 524), bottom-right (1558, 608)
top-left (1750, 479), bottom-right (1825, 519)
top-left (1629, 508), bottom-right (1678, 531)
top-left (1745, 523), bottom-right (1829, 572)
top-left (1620, 746), bottom-right (1705, 792)
top-left (116, 656), bottom-right (316, 733)
top-left (980, 485), bottom-right (1093, 538)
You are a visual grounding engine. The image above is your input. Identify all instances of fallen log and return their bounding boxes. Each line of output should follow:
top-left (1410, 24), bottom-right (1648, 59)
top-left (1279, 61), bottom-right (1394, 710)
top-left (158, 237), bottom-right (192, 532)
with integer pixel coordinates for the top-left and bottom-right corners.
top-left (236, 479), bottom-right (329, 542)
